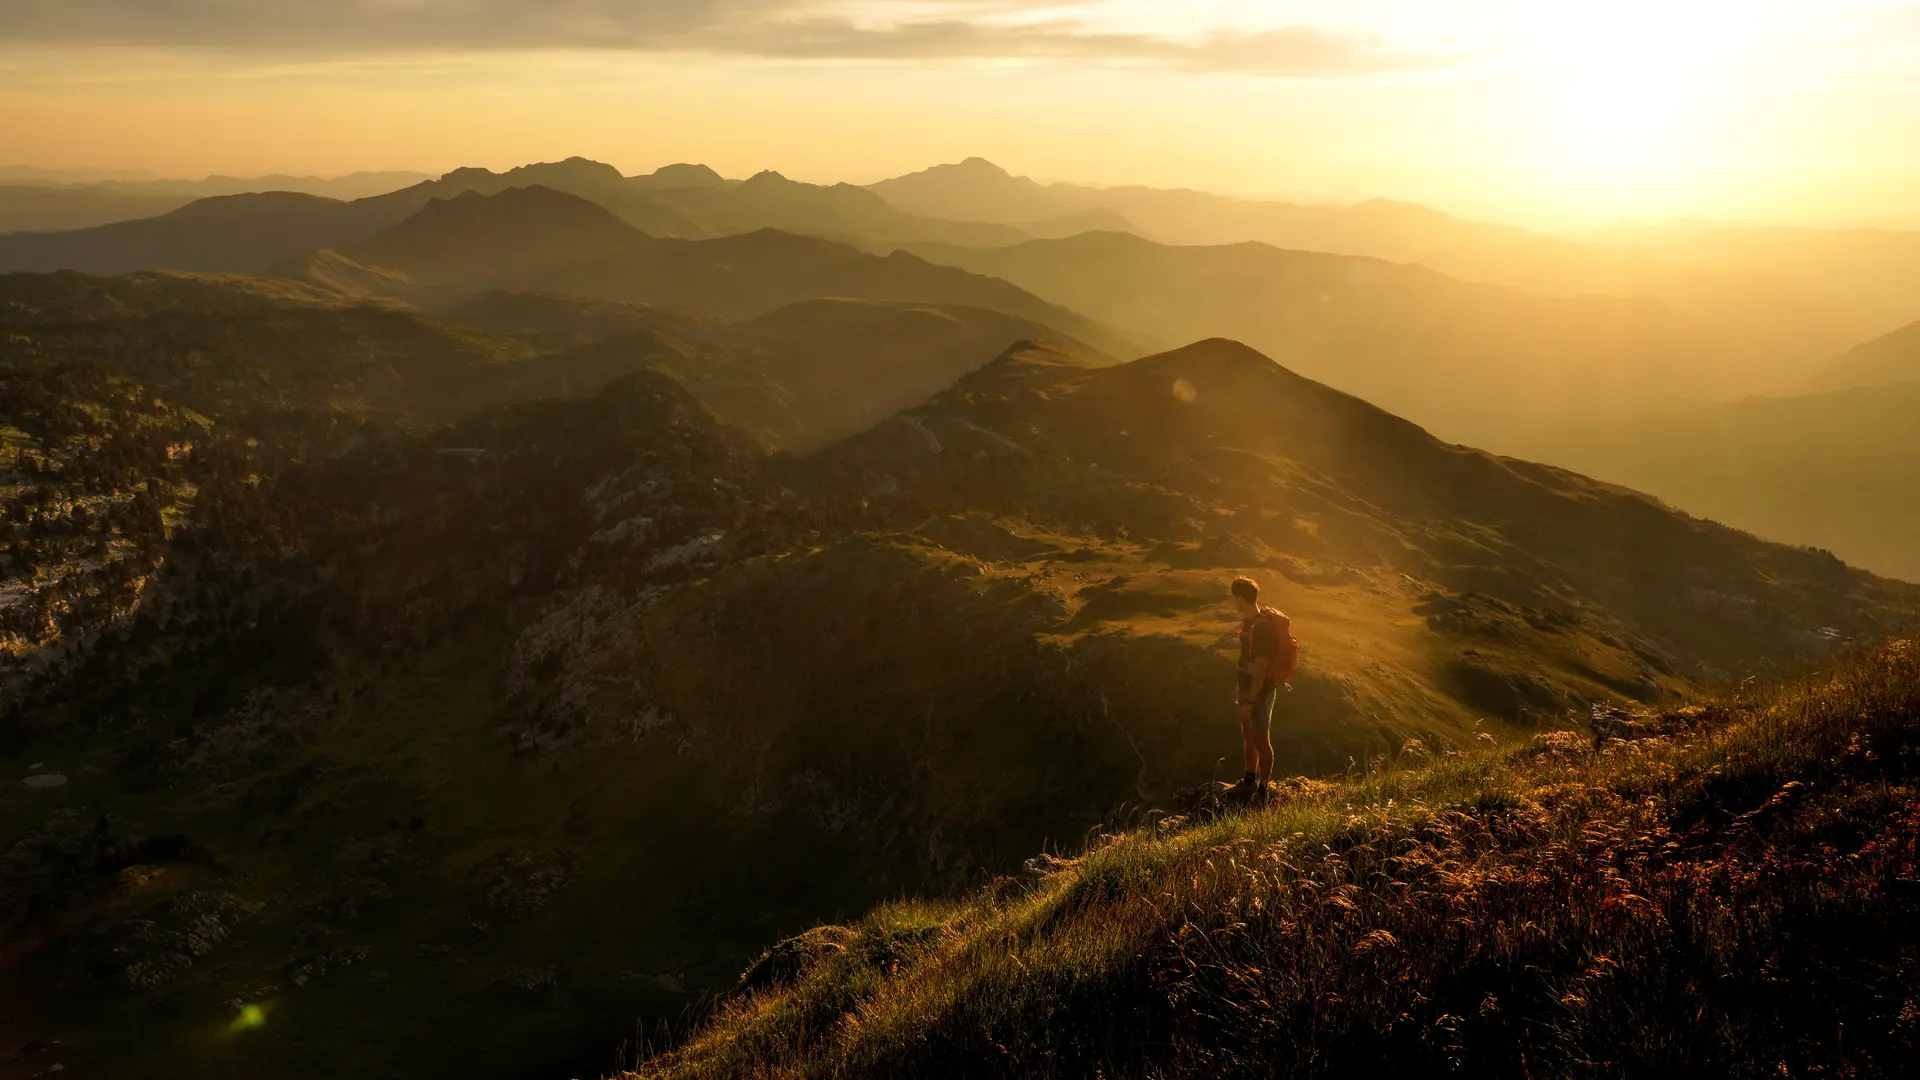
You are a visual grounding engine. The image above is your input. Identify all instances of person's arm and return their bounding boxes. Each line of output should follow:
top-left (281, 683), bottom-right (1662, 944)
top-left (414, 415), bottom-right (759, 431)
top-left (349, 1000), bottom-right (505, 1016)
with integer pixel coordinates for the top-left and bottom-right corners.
top-left (1246, 655), bottom-right (1271, 692)
top-left (1248, 619), bottom-right (1277, 693)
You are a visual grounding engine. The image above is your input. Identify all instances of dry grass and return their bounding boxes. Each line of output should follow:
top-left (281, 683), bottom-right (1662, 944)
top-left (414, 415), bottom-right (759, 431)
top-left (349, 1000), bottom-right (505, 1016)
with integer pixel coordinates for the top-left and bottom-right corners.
top-left (631, 638), bottom-right (1920, 1079)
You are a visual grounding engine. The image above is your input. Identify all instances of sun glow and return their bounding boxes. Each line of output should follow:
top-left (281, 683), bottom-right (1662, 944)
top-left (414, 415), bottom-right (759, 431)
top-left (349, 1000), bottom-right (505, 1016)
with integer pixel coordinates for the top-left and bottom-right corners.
top-left (1522, 3), bottom-right (1743, 175)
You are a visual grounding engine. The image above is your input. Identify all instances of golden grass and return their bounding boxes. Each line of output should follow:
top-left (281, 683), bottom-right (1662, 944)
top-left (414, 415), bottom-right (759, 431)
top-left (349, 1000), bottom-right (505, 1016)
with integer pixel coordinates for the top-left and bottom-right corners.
top-left (632, 638), bottom-right (1920, 1079)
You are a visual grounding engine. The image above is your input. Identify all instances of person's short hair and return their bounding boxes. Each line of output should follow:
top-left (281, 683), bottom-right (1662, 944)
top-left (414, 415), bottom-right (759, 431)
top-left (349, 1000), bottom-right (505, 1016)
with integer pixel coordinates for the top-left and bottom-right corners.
top-left (1230, 576), bottom-right (1259, 603)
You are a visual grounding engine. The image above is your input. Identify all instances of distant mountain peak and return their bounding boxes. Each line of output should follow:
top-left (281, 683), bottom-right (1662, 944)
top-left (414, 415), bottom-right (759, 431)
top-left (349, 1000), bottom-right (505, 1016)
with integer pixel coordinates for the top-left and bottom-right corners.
top-left (348, 184), bottom-right (647, 277)
top-left (412, 184), bottom-right (633, 226)
top-left (954, 157), bottom-right (1013, 176)
top-left (433, 158), bottom-right (626, 196)
top-left (637, 163), bottom-right (728, 189)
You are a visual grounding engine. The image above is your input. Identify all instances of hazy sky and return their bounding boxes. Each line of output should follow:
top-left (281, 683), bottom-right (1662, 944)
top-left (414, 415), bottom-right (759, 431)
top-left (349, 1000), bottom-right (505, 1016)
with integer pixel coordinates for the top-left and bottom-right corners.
top-left (3, 0), bottom-right (1918, 228)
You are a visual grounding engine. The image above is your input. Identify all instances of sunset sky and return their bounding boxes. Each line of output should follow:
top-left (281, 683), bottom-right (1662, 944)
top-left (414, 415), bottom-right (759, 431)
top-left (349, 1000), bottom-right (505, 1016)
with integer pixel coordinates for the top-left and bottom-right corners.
top-left (4, 0), bottom-right (1918, 228)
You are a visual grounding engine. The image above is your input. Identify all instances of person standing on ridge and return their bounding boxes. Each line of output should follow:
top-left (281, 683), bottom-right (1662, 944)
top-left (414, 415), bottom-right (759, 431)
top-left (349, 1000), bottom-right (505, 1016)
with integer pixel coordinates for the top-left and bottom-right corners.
top-left (1230, 575), bottom-right (1298, 797)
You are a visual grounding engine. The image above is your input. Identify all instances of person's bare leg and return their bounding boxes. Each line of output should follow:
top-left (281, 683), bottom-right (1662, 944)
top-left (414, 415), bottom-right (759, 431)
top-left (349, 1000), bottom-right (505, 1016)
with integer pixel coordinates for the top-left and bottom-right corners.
top-left (1240, 716), bottom-right (1259, 780)
top-left (1254, 692), bottom-right (1276, 787)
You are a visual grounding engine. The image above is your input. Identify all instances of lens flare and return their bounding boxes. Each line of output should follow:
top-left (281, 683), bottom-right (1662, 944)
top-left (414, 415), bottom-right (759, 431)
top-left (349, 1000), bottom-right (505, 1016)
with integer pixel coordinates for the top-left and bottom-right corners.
top-left (227, 1003), bottom-right (269, 1034)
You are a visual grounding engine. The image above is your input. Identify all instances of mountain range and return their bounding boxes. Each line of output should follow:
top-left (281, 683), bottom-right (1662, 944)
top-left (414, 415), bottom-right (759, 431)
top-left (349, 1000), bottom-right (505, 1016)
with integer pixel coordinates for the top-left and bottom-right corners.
top-left (4, 263), bottom-right (1914, 1077)
top-left (8, 153), bottom-right (1920, 582)
top-left (302, 185), bottom-right (1141, 356)
top-left (9, 153), bottom-right (1919, 582)
top-left (871, 158), bottom-right (1910, 351)
top-left (0, 158), bottom-right (1029, 276)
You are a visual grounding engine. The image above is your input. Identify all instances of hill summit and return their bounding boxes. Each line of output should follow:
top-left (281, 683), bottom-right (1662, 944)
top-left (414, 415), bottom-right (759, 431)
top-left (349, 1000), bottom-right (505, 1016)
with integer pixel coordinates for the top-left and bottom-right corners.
top-left (349, 184), bottom-right (648, 279)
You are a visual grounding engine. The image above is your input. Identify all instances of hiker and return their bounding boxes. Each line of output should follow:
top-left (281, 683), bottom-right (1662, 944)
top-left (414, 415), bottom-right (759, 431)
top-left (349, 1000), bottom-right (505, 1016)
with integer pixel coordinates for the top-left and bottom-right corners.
top-left (1230, 576), bottom-right (1298, 797)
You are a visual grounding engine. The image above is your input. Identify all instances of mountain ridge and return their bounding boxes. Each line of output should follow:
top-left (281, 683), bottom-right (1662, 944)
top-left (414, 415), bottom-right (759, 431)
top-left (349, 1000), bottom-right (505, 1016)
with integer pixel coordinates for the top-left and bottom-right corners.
top-left (1815, 319), bottom-right (1920, 391)
top-left (901, 231), bottom-right (1722, 442)
top-left (0, 157), bottom-right (1033, 275)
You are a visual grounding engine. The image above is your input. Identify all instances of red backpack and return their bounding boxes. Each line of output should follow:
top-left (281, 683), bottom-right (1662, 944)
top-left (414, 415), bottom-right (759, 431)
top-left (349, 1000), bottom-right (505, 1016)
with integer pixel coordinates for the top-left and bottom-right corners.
top-left (1254, 606), bottom-right (1300, 689)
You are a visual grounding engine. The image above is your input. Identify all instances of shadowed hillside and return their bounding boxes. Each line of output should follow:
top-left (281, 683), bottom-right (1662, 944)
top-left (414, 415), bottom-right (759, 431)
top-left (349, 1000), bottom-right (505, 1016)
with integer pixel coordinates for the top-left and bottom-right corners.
top-left (436, 292), bottom-right (1117, 450)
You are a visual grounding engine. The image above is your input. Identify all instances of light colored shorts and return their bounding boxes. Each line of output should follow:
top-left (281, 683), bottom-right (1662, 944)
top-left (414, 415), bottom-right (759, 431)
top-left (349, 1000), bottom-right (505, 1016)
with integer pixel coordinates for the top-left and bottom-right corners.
top-left (1243, 687), bottom-right (1277, 735)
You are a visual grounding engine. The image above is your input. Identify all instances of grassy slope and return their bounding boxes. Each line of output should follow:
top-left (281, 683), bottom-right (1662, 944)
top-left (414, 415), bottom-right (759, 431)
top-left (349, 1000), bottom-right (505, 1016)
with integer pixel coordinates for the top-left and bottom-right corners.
top-left (634, 635), bottom-right (1920, 1079)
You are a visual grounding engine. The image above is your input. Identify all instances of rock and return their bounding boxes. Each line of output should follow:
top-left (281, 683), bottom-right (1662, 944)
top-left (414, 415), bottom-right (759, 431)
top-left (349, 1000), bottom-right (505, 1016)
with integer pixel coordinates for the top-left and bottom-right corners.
top-left (1171, 779), bottom-right (1234, 817)
top-left (1169, 776), bottom-right (1327, 819)
top-left (1022, 852), bottom-right (1077, 877)
top-left (1589, 702), bottom-right (1704, 746)
top-left (736, 925), bottom-right (855, 995)
top-left (23, 774), bottom-right (67, 788)
top-left (479, 850), bottom-right (579, 918)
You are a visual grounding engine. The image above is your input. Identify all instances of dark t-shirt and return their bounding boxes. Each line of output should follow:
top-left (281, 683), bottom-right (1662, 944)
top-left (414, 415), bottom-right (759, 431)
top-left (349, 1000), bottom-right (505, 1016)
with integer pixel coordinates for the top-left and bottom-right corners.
top-left (1238, 608), bottom-right (1281, 697)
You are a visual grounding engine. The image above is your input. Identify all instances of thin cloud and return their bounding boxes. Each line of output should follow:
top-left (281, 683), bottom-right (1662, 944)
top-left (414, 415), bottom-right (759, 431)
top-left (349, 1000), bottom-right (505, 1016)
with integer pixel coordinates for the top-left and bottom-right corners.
top-left (0, 0), bottom-right (1453, 76)
top-left (1187, 27), bottom-right (1445, 76)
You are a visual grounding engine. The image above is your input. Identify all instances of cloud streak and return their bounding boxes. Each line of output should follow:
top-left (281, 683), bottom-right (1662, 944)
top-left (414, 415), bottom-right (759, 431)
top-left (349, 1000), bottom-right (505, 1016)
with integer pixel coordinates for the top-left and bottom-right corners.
top-left (0, 0), bottom-right (1450, 76)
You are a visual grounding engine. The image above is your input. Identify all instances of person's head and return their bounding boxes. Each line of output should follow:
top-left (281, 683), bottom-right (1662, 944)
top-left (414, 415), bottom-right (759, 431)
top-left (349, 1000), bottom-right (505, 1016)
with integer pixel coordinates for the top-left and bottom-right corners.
top-left (1230, 575), bottom-right (1260, 617)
